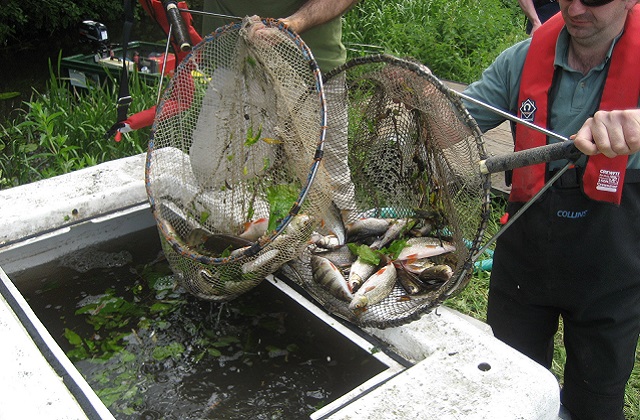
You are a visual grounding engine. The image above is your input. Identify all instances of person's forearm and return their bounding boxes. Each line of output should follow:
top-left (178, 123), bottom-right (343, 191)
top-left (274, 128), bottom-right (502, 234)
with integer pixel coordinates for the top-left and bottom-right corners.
top-left (518, 0), bottom-right (541, 26)
top-left (283, 0), bottom-right (359, 34)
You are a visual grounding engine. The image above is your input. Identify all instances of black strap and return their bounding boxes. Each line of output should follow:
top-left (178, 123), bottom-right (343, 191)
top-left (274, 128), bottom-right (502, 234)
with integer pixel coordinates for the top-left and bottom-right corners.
top-left (533, 0), bottom-right (558, 8)
top-left (117, 0), bottom-right (135, 123)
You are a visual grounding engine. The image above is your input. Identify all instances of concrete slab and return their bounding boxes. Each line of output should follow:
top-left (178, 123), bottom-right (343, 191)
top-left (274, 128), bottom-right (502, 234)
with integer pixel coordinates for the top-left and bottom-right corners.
top-left (326, 306), bottom-right (561, 419)
top-left (0, 267), bottom-right (114, 420)
top-left (0, 291), bottom-right (87, 419)
top-left (0, 153), bottom-right (147, 246)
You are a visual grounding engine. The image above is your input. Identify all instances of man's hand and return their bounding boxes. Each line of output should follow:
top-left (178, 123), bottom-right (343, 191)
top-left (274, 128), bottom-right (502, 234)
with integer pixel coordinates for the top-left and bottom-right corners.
top-left (572, 109), bottom-right (640, 158)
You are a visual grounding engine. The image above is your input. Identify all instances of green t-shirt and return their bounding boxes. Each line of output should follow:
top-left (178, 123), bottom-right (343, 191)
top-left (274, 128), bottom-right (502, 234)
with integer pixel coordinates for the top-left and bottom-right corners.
top-left (200, 0), bottom-right (346, 73)
top-left (463, 28), bottom-right (640, 169)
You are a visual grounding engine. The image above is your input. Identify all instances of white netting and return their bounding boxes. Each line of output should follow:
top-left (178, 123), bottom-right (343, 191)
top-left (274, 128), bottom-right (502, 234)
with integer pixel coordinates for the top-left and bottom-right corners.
top-left (146, 18), bottom-right (334, 301)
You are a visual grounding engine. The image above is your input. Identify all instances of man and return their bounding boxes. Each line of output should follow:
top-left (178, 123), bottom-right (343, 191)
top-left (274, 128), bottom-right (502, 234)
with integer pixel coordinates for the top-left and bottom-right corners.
top-left (463, 1), bottom-right (640, 419)
top-left (518, 0), bottom-right (561, 34)
top-left (201, 0), bottom-right (357, 74)
top-left (202, 0), bottom-right (360, 223)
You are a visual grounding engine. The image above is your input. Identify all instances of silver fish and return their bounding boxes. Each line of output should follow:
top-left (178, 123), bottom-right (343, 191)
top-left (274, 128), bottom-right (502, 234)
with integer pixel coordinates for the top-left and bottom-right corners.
top-left (396, 237), bottom-right (456, 261)
top-left (347, 256), bottom-right (378, 293)
top-left (268, 214), bottom-right (315, 251)
top-left (285, 214), bottom-right (314, 235)
top-left (310, 232), bottom-right (342, 250)
top-left (319, 202), bottom-right (346, 245)
top-left (349, 261), bottom-right (397, 312)
top-left (241, 249), bottom-right (280, 274)
top-left (199, 267), bottom-right (260, 296)
top-left (312, 245), bottom-right (356, 268)
top-left (311, 255), bottom-right (353, 302)
top-left (346, 217), bottom-right (391, 243)
top-left (370, 218), bottom-right (410, 250)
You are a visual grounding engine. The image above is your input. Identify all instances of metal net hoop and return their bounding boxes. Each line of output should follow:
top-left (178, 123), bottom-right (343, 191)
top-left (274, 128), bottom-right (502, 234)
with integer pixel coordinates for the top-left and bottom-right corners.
top-left (145, 18), bottom-right (332, 301)
top-left (282, 54), bottom-right (492, 328)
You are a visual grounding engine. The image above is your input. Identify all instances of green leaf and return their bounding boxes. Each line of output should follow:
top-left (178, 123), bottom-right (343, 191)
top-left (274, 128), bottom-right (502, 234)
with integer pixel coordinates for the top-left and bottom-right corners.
top-left (347, 243), bottom-right (381, 266)
top-left (64, 328), bottom-right (83, 346)
top-left (208, 348), bottom-right (222, 357)
top-left (152, 342), bottom-right (185, 360)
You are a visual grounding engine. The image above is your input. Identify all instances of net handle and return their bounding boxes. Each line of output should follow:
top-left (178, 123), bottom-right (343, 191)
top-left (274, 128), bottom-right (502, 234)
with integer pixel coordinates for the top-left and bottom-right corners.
top-left (479, 140), bottom-right (582, 174)
top-left (457, 91), bottom-right (584, 174)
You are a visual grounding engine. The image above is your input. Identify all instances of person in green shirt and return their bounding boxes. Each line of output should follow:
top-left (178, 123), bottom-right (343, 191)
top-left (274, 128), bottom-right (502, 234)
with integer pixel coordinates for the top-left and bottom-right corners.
top-left (201, 0), bottom-right (356, 74)
top-left (201, 0), bottom-right (361, 224)
top-left (463, 1), bottom-right (640, 419)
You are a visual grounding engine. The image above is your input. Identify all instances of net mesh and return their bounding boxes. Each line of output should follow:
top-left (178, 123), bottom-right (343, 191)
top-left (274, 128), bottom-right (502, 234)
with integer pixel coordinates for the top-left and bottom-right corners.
top-left (145, 18), bottom-right (333, 301)
top-left (279, 55), bottom-right (492, 328)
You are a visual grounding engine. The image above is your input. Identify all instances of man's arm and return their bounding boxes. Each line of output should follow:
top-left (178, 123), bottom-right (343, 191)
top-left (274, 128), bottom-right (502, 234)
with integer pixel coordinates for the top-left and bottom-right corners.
top-left (573, 109), bottom-right (640, 157)
top-left (518, 0), bottom-right (542, 34)
top-left (282, 0), bottom-right (360, 34)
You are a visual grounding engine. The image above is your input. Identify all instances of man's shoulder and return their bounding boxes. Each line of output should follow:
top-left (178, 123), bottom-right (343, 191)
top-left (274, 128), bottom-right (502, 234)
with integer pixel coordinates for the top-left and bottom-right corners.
top-left (496, 38), bottom-right (532, 66)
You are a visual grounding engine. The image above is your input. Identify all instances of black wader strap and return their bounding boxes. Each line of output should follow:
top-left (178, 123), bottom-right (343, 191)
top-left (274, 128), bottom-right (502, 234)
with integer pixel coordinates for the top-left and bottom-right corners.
top-left (117, 0), bottom-right (135, 123)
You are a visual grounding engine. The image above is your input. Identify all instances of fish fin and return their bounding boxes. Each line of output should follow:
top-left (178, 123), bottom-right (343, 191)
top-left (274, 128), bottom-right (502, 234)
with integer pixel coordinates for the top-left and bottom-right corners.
top-left (374, 265), bottom-right (389, 275)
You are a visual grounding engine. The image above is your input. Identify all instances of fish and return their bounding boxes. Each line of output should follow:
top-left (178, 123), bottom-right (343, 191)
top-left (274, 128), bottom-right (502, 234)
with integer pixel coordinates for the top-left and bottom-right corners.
top-left (310, 255), bottom-right (353, 302)
top-left (409, 221), bottom-right (434, 237)
top-left (309, 232), bottom-right (342, 250)
top-left (401, 257), bottom-right (435, 274)
top-left (370, 218), bottom-right (410, 250)
top-left (320, 202), bottom-right (346, 245)
top-left (198, 268), bottom-right (260, 296)
top-left (241, 249), bottom-right (280, 274)
top-left (239, 217), bottom-right (268, 241)
top-left (395, 262), bottom-right (424, 295)
top-left (418, 264), bottom-right (454, 284)
top-left (347, 256), bottom-right (378, 293)
top-left (201, 233), bottom-right (253, 256)
top-left (229, 246), bottom-right (252, 258)
top-left (349, 261), bottom-right (397, 313)
top-left (185, 228), bottom-right (212, 248)
top-left (396, 237), bottom-right (456, 261)
top-left (346, 217), bottom-right (391, 244)
top-left (311, 245), bottom-right (356, 268)
top-left (268, 214), bottom-right (315, 250)
top-left (284, 214), bottom-right (314, 236)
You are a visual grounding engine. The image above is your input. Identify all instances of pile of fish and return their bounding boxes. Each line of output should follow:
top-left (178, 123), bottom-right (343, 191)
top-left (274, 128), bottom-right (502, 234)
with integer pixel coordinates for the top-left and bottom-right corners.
top-left (308, 215), bottom-right (459, 315)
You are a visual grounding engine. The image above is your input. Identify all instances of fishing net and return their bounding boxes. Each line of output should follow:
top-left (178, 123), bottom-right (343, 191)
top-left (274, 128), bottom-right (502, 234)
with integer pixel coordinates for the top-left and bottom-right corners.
top-left (145, 17), bottom-right (334, 301)
top-left (279, 55), bottom-right (492, 328)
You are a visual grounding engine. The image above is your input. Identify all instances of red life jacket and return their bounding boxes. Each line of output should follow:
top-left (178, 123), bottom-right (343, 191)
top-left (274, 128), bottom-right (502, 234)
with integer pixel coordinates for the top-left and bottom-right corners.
top-left (511, 6), bottom-right (640, 204)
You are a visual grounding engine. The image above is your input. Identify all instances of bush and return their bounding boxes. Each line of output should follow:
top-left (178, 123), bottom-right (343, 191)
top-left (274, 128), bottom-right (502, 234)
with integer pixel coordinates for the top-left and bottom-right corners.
top-left (0, 0), bottom-right (205, 49)
top-left (0, 0), bottom-right (125, 47)
top-left (343, 0), bottom-right (527, 83)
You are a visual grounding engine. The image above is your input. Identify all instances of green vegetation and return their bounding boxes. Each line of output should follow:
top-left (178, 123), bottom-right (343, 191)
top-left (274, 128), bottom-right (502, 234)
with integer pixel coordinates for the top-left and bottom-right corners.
top-left (343, 0), bottom-right (527, 83)
top-left (0, 57), bottom-right (155, 188)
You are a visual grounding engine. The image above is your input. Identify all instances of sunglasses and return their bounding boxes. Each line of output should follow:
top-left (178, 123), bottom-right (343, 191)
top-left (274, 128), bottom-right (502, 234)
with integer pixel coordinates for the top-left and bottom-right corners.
top-left (573, 0), bottom-right (615, 7)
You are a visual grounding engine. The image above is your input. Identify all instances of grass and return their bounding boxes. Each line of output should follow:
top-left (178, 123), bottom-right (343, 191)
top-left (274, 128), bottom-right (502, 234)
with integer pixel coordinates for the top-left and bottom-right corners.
top-left (1, 0), bottom-right (638, 417)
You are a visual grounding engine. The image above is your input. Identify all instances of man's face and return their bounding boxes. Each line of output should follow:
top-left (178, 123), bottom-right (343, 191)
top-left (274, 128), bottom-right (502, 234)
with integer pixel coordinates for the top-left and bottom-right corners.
top-left (558, 0), bottom-right (636, 44)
